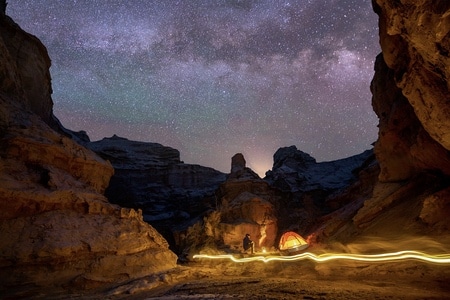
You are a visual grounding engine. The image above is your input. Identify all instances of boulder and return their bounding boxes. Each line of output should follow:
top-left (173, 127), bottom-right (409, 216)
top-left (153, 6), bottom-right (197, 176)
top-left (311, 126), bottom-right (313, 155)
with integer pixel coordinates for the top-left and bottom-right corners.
top-left (419, 186), bottom-right (450, 232)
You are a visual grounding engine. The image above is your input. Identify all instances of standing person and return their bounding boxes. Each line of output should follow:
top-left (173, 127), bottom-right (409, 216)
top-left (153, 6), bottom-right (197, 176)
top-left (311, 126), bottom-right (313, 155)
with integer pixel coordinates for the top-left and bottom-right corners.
top-left (243, 233), bottom-right (254, 254)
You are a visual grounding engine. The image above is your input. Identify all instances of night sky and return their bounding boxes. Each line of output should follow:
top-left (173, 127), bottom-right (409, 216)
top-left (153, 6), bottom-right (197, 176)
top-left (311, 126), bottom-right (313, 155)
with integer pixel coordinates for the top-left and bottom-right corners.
top-left (7, 0), bottom-right (380, 176)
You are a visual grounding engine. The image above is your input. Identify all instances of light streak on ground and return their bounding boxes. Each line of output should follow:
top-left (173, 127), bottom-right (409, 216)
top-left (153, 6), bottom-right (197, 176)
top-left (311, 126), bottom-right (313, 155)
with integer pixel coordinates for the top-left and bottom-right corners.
top-left (193, 251), bottom-right (450, 264)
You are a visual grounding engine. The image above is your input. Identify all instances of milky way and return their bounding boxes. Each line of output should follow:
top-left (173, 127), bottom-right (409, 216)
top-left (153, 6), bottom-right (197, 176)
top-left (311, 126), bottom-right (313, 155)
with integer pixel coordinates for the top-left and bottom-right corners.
top-left (7, 0), bottom-right (380, 176)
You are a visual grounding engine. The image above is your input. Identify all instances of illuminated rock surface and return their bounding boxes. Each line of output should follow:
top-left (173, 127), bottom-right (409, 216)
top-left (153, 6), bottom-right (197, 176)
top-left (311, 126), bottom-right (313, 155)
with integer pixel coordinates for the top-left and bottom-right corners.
top-left (312, 0), bottom-right (450, 243)
top-left (2, 0), bottom-right (450, 298)
top-left (86, 135), bottom-right (226, 247)
top-left (0, 11), bottom-right (177, 293)
top-left (372, 0), bottom-right (450, 181)
top-left (215, 154), bottom-right (279, 251)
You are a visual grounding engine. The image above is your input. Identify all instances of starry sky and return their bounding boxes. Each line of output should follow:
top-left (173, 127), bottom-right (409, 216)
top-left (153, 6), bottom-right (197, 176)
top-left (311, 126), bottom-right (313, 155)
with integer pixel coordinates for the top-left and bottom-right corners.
top-left (8, 0), bottom-right (380, 176)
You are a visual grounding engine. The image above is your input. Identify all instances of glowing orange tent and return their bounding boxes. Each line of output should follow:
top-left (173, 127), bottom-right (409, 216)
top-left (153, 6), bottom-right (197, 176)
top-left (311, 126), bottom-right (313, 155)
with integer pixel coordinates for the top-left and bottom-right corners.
top-left (279, 231), bottom-right (309, 253)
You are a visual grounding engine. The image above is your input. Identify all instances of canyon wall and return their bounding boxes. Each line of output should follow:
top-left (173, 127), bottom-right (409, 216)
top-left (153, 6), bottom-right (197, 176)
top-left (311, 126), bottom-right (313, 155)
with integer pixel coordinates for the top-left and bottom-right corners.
top-left (372, 0), bottom-right (450, 181)
top-left (2, 0), bottom-right (450, 294)
top-left (0, 12), bottom-right (177, 292)
top-left (86, 135), bottom-right (226, 253)
top-left (311, 0), bottom-right (450, 243)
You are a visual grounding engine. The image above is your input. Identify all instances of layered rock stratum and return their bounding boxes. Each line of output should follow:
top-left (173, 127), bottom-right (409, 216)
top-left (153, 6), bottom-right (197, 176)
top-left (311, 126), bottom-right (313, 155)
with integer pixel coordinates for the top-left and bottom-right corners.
top-left (86, 135), bottom-right (226, 251)
top-left (215, 154), bottom-right (279, 251)
top-left (265, 145), bottom-right (374, 233)
top-left (369, 0), bottom-right (450, 231)
top-left (372, 0), bottom-right (450, 181)
top-left (2, 0), bottom-right (450, 298)
top-left (0, 11), bottom-right (177, 292)
top-left (310, 0), bottom-right (450, 243)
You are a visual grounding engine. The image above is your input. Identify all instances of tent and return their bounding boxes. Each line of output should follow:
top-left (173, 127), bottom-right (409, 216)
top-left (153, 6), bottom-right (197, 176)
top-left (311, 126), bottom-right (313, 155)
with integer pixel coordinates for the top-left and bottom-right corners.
top-left (279, 231), bottom-right (309, 254)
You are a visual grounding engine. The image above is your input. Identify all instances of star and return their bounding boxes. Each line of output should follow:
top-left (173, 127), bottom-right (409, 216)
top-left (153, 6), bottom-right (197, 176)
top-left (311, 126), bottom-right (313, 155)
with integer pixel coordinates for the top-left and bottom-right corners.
top-left (7, 0), bottom-right (380, 176)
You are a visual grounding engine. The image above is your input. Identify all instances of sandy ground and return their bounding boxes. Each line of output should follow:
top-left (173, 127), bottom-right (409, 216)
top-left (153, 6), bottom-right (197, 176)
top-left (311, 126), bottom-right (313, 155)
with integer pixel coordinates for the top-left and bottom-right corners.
top-left (34, 252), bottom-right (448, 300)
top-left (11, 242), bottom-right (449, 299)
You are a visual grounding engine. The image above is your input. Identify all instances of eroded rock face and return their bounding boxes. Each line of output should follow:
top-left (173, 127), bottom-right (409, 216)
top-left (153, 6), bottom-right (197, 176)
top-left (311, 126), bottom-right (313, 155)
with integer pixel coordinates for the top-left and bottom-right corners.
top-left (310, 1), bottom-right (450, 245)
top-left (216, 181), bottom-right (279, 252)
top-left (228, 152), bottom-right (260, 180)
top-left (266, 146), bottom-right (373, 193)
top-left (87, 135), bottom-right (227, 251)
top-left (214, 154), bottom-right (279, 251)
top-left (372, 0), bottom-right (450, 181)
top-left (0, 13), bottom-right (55, 128)
top-left (419, 186), bottom-right (450, 232)
top-left (180, 154), bottom-right (280, 256)
top-left (265, 145), bottom-right (374, 232)
top-left (0, 13), bottom-right (177, 291)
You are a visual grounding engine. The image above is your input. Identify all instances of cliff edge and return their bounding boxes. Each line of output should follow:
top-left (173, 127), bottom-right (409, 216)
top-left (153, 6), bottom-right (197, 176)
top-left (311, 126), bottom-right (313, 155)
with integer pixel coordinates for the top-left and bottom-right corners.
top-left (0, 11), bottom-right (177, 293)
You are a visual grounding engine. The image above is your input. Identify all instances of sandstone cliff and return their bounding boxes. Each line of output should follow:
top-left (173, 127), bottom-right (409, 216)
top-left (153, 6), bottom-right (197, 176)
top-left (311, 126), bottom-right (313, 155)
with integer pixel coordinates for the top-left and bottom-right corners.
top-left (372, 0), bottom-right (450, 181)
top-left (265, 145), bottom-right (374, 233)
top-left (3, 0), bottom-right (450, 297)
top-left (368, 0), bottom-right (450, 231)
top-left (179, 154), bottom-right (281, 257)
top-left (310, 0), bottom-right (450, 246)
top-left (86, 135), bottom-right (226, 251)
top-left (0, 12), bottom-right (177, 293)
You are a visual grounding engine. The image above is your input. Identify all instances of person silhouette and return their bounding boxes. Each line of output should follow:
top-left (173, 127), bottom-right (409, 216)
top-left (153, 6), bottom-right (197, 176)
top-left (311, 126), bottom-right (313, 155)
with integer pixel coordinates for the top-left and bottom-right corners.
top-left (243, 233), bottom-right (254, 254)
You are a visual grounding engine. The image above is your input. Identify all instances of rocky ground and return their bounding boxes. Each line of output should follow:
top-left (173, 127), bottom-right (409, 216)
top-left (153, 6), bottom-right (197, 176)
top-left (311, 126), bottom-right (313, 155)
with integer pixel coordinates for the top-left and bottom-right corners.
top-left (14, 247), bottom-right (450, 300)
top-left (144, 275), bottom-right (449, 300)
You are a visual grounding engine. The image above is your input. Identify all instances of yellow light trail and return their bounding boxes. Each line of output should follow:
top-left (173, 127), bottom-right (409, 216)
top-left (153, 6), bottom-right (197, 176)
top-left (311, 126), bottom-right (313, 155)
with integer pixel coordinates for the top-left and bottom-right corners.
top-left (193, 251), bottom-right (450, 264)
